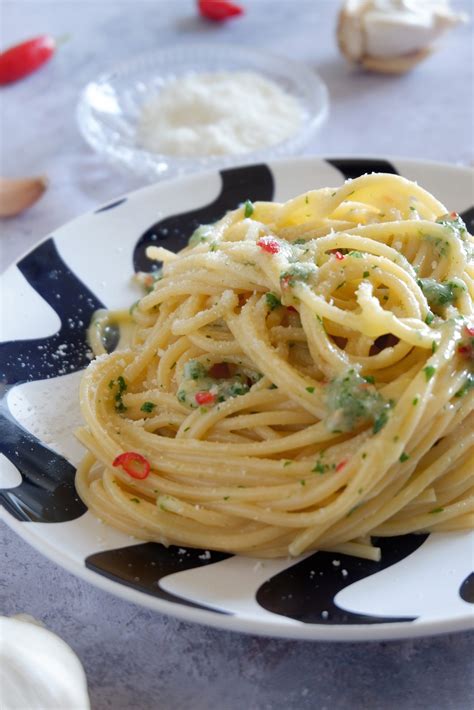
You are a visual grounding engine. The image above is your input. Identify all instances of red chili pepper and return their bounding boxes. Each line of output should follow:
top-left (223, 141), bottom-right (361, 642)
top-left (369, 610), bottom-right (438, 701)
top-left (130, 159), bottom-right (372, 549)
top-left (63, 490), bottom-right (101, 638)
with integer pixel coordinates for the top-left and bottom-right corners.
top-left (195, 391), bottom-right (215, 405)
top-left (450, 211), bottom-right (458, 218)
top-left (113, 452), bottom-right (151, 479)
top-left (257, 237), bottom-right (280, 254)
top-left (465, 327), bottom-right (474, 337)
top-left (0, 35), bottom-right (57, 85)
top-left (209, 362), bottom-right (231, 379)
top-left (280, 275), bottom-right (291, 290)
top-left (334, 251), bottom-right (345, 261)
top-left (336, 459), bottom-right (348, 472)
top-left (198, 0), bottom-right (243, 21)
top-left (458, 346), bottom-right (470, 355)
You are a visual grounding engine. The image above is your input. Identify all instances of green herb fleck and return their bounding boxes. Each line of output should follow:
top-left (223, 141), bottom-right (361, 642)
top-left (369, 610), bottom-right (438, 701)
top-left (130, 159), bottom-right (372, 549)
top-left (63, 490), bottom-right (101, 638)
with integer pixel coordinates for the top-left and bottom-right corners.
top-left (265, 292), bottom-right (281, 311)
top-left (424, 366), bottom-right (436, 382)
top-left (412, 397), bottom-right (419, 406)
top-left (431, 341), bottom-right (437, 354)
top-left (373, 409), bottom-right (388, 434)
top-left (306, 386), bottom-right (315, 394)
top-left (244, 200), bottom-right (254, 218)
top-left (130, 498), bottom-right (140, 504)
top-left (363, 271), bottom-right (369, 278)
top-left (399, 452), bottom-right (410, 462)
top-left (300, 479), bottom-right (306, 486)
top-left (429, 507), bottom-right (444, 514)
top-left (418, 277), bottom-right (466, 311)
top-left (283, 460), bottom-right (292, 467)
top-left (425, 312), bottom-right (435, 325)
top-left (141, 401), bottom-right (156, 413)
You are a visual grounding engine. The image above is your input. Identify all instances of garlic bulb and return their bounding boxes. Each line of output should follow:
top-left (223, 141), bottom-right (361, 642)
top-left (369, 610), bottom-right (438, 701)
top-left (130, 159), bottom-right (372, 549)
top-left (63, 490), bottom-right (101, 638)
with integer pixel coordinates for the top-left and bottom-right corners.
top-left (0, 615), bottom-right (90, 709)
top-left (337, 0), bottom-right (468, 73)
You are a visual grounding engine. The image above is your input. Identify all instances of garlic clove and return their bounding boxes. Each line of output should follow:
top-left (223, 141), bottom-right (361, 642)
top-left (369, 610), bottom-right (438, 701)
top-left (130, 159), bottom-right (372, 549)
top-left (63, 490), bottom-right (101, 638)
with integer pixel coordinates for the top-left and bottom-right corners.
top-left (0, 615), bottom-right (90, 710)
top-left (361, 47), bottom-right (432, 74)
top-left (0, 175), bottom-right (48, 217)
top-left (337, 0), bottom-right (468, 73)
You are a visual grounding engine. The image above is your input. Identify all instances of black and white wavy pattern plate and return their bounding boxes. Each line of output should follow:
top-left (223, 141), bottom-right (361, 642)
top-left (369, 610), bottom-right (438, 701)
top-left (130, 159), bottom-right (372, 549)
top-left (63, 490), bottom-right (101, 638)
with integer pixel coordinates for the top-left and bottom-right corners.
top-left (1, 157), bottom-right (473, 640)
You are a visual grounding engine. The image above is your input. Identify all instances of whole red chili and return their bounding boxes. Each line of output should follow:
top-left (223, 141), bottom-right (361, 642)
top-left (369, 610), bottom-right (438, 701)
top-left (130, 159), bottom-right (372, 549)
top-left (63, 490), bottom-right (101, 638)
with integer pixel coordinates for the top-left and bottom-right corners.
top-left (195, 391), bottom-right (215, 405)
top-left (257, 237), bottom-right (280, 254)
top-left (113, 452), bottom-right (151, 480)
top-left (0, 35), bottom-right (57, 85)
top-left (198, 0), bottom-right (243, 21)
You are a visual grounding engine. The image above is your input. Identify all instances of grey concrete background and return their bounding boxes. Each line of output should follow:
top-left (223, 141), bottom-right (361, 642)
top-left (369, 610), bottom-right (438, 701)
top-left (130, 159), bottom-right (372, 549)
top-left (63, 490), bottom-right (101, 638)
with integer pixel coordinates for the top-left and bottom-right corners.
top-left (1, 1), bottom-right (473, 708)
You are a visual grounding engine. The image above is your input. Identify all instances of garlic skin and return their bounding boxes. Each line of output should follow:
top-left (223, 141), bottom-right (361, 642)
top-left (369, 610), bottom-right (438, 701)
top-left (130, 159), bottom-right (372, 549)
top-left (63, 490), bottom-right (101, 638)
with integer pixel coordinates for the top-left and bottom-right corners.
top-left (338, 0), bottom-right (468, 73)
top-left (0, 176), bottom-right (48, 217)
top-left (0, 615), bottom-right (90, 710)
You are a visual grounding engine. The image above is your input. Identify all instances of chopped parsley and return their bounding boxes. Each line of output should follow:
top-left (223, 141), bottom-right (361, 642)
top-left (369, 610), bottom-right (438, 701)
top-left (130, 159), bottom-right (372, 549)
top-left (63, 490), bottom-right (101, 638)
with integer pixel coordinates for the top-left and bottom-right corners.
top-left (265, 292), bottom-right (281, 310)
top-left (399, 452), bottom-right (410, 462)
top-left (425, 312), bottom-right (435, 325)
top-left (140, 401), bottom-right (156, 413)
top-left (363, 271), bottom-right (370, 278)
top-left (109, 376), bottom-right (127, 412)
top-left (325, 368), bottom-right (391, 434)
top-left (429, 507), bottom-right (444, 514)
top-left (184, 360), bottom-right (208, 381)
top-left (418, 277), bottom-right (466, 311)
top-left (454, 372), bottom-right (474, 398)
top-left (306, 386), bottom-right (315, 394)
top-left (244, 199), bottom-right (254, 218)
top-left (423, 366), bottom-right (436, 382)
top-left (280, 263), bottom-right (316, 287)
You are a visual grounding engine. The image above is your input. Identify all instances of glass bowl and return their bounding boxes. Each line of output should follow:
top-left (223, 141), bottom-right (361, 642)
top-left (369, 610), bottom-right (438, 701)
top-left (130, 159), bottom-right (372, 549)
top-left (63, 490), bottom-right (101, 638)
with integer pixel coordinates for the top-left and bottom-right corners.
top-left (76, 44), bottom-right (329, 182)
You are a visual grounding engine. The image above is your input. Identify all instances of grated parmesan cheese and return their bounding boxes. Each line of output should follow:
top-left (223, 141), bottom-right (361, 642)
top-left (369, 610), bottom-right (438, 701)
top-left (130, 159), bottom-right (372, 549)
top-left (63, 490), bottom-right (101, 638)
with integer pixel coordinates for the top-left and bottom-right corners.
top-left (137, 71), bottom-right (303, 157)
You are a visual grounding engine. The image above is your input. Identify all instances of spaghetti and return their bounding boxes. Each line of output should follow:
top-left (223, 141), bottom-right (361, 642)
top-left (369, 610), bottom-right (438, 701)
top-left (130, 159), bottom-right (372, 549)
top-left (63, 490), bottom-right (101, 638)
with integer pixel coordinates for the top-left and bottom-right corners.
top-left (76, 173), bottom-right (474, 560)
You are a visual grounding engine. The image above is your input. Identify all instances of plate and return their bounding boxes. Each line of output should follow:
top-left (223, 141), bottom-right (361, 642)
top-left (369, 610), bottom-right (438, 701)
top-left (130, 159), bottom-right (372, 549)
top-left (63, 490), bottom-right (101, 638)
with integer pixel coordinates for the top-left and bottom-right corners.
top-left (1, 157), bottom-right (473, 641)
top-left (76, 45), bottom-right (328, 181)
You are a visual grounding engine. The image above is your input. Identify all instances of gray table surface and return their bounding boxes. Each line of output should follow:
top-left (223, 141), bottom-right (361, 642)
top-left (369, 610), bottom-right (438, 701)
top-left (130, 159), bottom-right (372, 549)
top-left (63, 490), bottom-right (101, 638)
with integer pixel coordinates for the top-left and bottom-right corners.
top-left (1, 1), bottom-right (473, 709)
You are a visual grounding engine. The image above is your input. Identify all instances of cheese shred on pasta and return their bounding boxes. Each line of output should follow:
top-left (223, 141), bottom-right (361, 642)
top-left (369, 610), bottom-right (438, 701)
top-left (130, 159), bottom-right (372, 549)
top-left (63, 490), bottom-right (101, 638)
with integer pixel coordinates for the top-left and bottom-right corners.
top-left (76, 173), bottom-right (474, 560)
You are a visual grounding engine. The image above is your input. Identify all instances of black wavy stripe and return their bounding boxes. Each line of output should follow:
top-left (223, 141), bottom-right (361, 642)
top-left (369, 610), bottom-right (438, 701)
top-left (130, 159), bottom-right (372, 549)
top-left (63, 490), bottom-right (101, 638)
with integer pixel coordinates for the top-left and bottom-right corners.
top-left (459, 573), bottom-right (474, 604)
top-left (133, 164), bottom-right (274, 272)
top-left (86, 543), bottom-right (232, 613)
top-left (460, 206), bottom-right (474, 234)
top-left (326, 158), bottom-right (398, 180)
top-left (95, 197), bottom-right (127, 213)
top-left (256, 534), bottom-right (428, 624)
top-left (0, 238), bottom-right (103, 522)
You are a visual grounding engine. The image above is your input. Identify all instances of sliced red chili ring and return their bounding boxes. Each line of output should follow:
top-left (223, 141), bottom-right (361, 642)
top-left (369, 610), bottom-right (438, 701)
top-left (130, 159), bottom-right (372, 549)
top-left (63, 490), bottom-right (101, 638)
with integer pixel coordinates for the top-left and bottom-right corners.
top-left (113, 452), bottom-right (151, 479)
